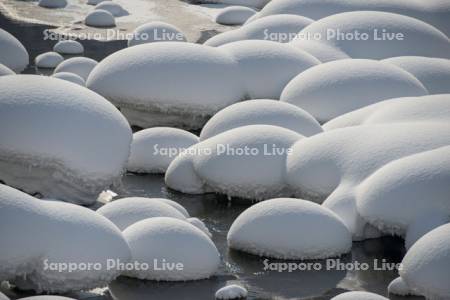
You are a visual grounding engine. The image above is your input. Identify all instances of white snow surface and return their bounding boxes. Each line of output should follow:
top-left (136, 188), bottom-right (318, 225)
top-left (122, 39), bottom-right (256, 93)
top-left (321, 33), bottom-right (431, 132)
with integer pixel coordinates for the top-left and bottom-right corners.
top-left (38, 0), bottom-right (67, 8)
top-left (53, 40), bottom-right (83, 55)
top-left (215, 284), bottom-right (248, 299)
top-left (127, 127), bottom-right (199, 174)
top-left (18, 297), bottom-right (76, 300)
top-left (0, 75), bottom-right (132, 205)
top-left (0, 28), bottom-right (29, 73)
top-left (35, 52), bottom-right (64, 69)
top-left (128, 22), bottom-right (187, 47)
top-left (199, 99), bottom-right (322, 141)
top-left (0, 292), bottom-right (8, 300)
top-left (405, 213), bottom-right (450, 250)
top-left (51, 72), bottom-right (86, 86)
top-left (194, 0), bottom-right (269, 9)
top-left (215, 6), bottom-right (256, 25)
top-left (0, 63), bottom-right (15, 76)
top-left (289, 40), bottom-right (350, 63)
top-left (227, 198), bottom-right (352, 259)
top-left (85, 9), bottom-right (116, 28)
top-left (280, 59), bottom-right (428, 123)
top-left (54, 57), bottom-right (98, 80)
top-left (388, 277), bottom-right (420, 297)
top-left (95, 1), bottom-right (128, 17)
top-left (331, 291), bottom-right (388, 300)
top-left (0, 184), bottom-right (131, 292)
top-left (122, 217), bottom-right (220, 281)
top-left (87, 0), bottom-right (107, 5)
top-left (400, 223), bottom-right (450, 299)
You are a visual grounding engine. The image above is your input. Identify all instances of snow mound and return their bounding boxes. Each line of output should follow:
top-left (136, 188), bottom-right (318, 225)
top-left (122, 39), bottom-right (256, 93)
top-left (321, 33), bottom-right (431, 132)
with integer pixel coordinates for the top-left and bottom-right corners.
top-left (400, 223), bottom-right (450, 299)
top-left (280, 59), bottom-right (428, 123)
top-left (54, 57), bottom-right (98, 80)
top-left (38, 0), bottom-right (67, 8)
top-left (357, 146), bottom-right (450, 236)
top-left (127, 127), bottom-right (199, 174)
top-left (87, 42), bottom-right (245, 129)
top-left (0, 75), bottom-right (132, 205)
top-left (128, 22), bottom-right (186, 47)
top-left (331, 291), bottom-right (388, 300)
top-left (95, 1), bottom-right (128, 16)
top-left (246, 0), bottom-right (450, 37)
top-left (52, 72), bottom-right (86, 86)
top-left (200, 99), bottom-right (322, 141)
top-left (382, 57), bottom-right (450, 94)
top-left (0, 28), bottom-right (29, 73)
top-left (388, 277), bottom-right (421, 296)
top-left (122, 217), bottom-right (220, 281)
top-left (215, 6), bottom-right (256, 25)
top-left (194, 0), bottom-right (269, 9)
top-left (205, 14), bottom-right (313, 47)
top-left (0, 63), bottom-right (14, 76)
top-left (85, 9), bottom-right (115, 28)
top-left (187, 217), bottom-right (212, 238)
top-left (219, 40), bottom-right (319, 99)
top-left (294, 11), bottom-right (450, 60)
top-left (0, 292), bottom-right (8, 300)
top-left (53, 40), bottom-right (84, 54)
top-left (215, 284), bottom-right (247, 299)
top-left (228, 198), bottom-right (351, 259)
top-left (405, 213), bottom-right (450, 250)
top-left (35, 52), bottom-right (64, 69)
top-left (166, 125), bottom-right (303, 199)
top-left (87, 0), bottom-right (106, 5)
top-left (0, 184), bottom-right (131, 292)
top-left (289, 40), bottom-right (350, 63)
top-left (286, 123), bottom-right (450, 240)
top-left (18, 297), bottom-right (76, 300)
top-left (97, 197), bottom-right (187, 230)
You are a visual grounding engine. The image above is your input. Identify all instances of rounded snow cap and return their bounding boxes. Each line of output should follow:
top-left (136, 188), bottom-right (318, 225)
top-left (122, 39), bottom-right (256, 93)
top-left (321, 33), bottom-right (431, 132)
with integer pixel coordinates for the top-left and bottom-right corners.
top-left (35, 52), bottom-right (64, 69)
top-left (52, 72), bottom-right (86, 86)
top-left (38, 0), bottom-right (67, 8)
top-left (215, 6), bottom-right (256, 25)
top-left (128, 21), bottom-right (187, 47)
top-left (54, 56), bottom-right (98, 80)
top-left (0, 28), bottom-right (29, 72)
top-left (0, 63), bottom-right (15, 76)
top-left (215, 284), bottom-right (248, 299)
top-left (331, 291), bottom-right (388, 300)
top-left (53, 40), bottom-right (84, 54)
top-left (85, 9), bottom-right (116, 28)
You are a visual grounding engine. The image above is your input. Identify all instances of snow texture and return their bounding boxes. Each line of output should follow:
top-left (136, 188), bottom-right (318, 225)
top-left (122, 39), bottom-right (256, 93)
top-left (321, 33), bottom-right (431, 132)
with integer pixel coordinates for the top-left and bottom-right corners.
top-left (85, 10), bottom-right (116, 28)
top-left (215, 6), bottom-right (256, 25)
top-left (122, 217), bottom-right (220, 281)
top-left (0, 184), bottom-right (131, 292)
top-left (95, 1), bottom-right (128, 17)
top-left (38, 0), bottom-right (67, 8)
top-left (53, 40), bottom-right (84, 54)
top-left (0, 28), bottom-right (29, 73)
top-left (127, 127), bottom-right (199, 174)
top-left (199, 99), bottom-right (322, 141)
top-left (227, 198), bottom-right (352, 259)
top-left (54, 57), bottom-right (98, 80)
top-left (0, 75), bottom-right (132, 205)
top-left (331, 291), bottom-right (388, 300)
top-left (35, 52), bottom-right (64, 69)
top-left (194, 0), bottom-right (269, 9)
top-left (0, 63), bottom-right (14, 76)
top-left (128, 22), bottom-right (186, 47)
top-left (51, 72), bottom-right (86, 86)
top-left (215, 284), bottom-right (248, 299)
top-left (388, 277), bottom-right (421, 297)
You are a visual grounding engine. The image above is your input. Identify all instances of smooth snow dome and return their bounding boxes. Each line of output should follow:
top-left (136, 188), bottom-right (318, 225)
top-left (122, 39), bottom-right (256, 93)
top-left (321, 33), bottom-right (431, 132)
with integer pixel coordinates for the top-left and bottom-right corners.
top-left (295, 11), bottom-right (450, 60)
top-left (194, 0), bottom-right (269, 9)
top-left (87, 42), bottom-right (245, 129)
top-left (166, 125), bottom-right (303, 199)
top-left (205, 14), bottom-right (313, 47)
top-left (331, 291), bottom-right (388, 300)
top-left (87, 0), bottom-right (106, 5)
top-left (52, 72), bottom-right (86, 86)
top-left (38, 0), bottom-right (67, 8)
top-left (85, 9), bottom-right (115, 27)
top-left (382, 56), bottom-right (450, 94)
top-left (53, 40), bottom-right (84, 54)
top-left (0, 75), bottom-right (132, 205)
top-left (215, 6), bottom-right (256, 25)
top-left (219, 40), bottom-right (320, 99)
top-left (35, 52), bottom-right (64, 69)
top-left (0, 63), bottom-right (14, 76)
top-left (289, 40), bottom-right (350, 63)
top-left (356, 146), bottom-right (450, 236)
top-left (127, 127), bottom-right (199, 173)
top-left (246, 0), bottom-right (450, 37)
top-left (128, 21), bottom-right (186, 47)
top-left (200, 99), bottom-right (322, 141)
top-left (388, 277), bottom-right (420, 296)
top-left (122, 217), bottom-right (220, 281)
top-left (0, 184), bottom-right (131, 292)
top-left (280, 59), bottom-right (428, 123)
top-left (228, 198), bottom-right (351, 259)
top-left (54, 57), bottom-right (98, 80)
top-left (95, 1), bottom-right (128, 17)
top-left (0, 28), bottom-right (29, 73)
top-left (19, 297), bottom-right (76, 300)
top-left (401, 223), bottom-right (450, 299)
top-left (215, 284), bottom-right (248, 300)
top-left (96, 197), bottom-right (187, 230)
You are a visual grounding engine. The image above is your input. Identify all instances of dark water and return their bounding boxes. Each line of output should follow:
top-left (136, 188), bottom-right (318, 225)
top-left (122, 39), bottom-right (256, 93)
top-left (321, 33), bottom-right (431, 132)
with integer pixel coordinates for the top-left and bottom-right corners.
top-left (0, 11), bottom-right (425, 300)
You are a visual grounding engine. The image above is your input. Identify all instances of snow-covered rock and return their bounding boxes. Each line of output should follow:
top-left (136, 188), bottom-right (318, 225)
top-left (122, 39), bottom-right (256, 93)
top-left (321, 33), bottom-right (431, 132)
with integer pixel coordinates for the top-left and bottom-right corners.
top-left (0, 184), bottom-right (131, 292)
top-left (405, 213), bottom-right (450, 250)
top-left (87, 0), bottom-right (106, 5)
top-left (18, 297), bottom-right (76, 300)
top-left (87, 42), bottom-right (245, 129)
top-left (96, 197), bottom-right (187, 230)
top-left (127, 127), bottom-right (199, 173)
top-left (95, 1), bottom-right (128, 17)
top-left (219, 40), bottom-right (319, 99)
top-left (330, 291), bottom-right (388, 300)
top-left (0, 75), bottom-right (132, 205)
top-left (215, 284), bottom-right (247, 300)
top-left (166, 125), bottom-right (303, 199)
top-left (280, 59), bottom-right (428, 123)
top-left (400, 223), bottom-right (450, 299)
top-left (289, 40), bottom-right (350, 63)
top-left (54, 57), bottom-right (98, 80)
top-left (0, 28), bottom-right (29, 73)
top-left (382, 57), bottom-right (450, 94)
top-left (53, 40), bottom-right (84, 54)
top-left (228, 198), bottom-right (352, 259)
top-left (194, 0), bottom-right (269, 9)
top-left (0, 292), bottom-right (8, 300)
top-left (38, 0), bottom-right (67, 8)
top-left (205, 14), bottom-right (313, 47)
top-left (85, 9), bottom-right (115, 28)
top-left (200, 99), bottom-right (322, 141)
top-left (122, 217), bottom-right (220, 281)
top-left (215, 6), bottom-right (256, 25)
top-left (51, 72), bottom-right (86, 86)
top-left (0, 63), bottom-right (14, 76)
top-left (388, 277), bottom-right (421, 297)
top-left (35, 52), bottom-right (64, 69)
top-left (187, 217), bottom-right (212, 238)
top-left (128, 22), bottom-right (186, 47)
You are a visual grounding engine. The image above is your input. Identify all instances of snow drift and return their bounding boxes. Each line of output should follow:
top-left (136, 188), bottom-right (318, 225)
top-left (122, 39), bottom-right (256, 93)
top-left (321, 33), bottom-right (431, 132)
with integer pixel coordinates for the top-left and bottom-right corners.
top-left (53, 40), bottom-right (84, 54)
top-left (0, 28), bottom-right (29, 73)
top-left (128, 22), bottom-right (186, 47)
top-left (215, 6), bottom-right (256, 25)
top-left (54, 57), bottom-right (98, 80)
top-left (35, 52), bottom-right (64, 69)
